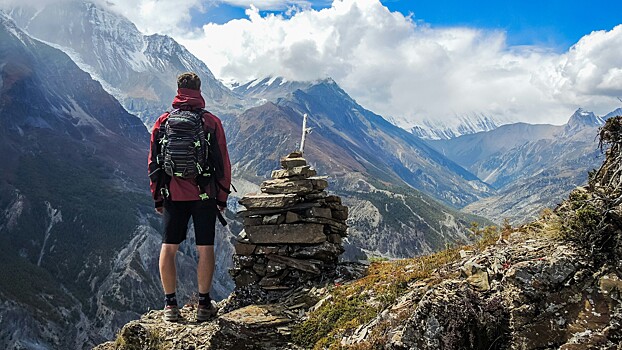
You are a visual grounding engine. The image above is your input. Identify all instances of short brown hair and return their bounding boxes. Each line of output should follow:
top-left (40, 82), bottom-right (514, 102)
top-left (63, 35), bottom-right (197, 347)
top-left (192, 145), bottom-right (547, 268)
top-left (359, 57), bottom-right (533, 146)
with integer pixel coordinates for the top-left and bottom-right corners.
top-left (177, 72), bottom-right (201, 91)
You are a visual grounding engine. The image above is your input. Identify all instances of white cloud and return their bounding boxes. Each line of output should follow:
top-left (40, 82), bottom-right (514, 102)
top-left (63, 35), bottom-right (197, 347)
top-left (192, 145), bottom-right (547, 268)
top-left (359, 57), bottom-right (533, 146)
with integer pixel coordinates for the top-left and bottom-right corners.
top-left (177, 0), bottom-right (620, 125)
top-left (217, 0), bottom-right (317, 11)
top-left (553, 26), bottom-right (622, 104)
top-left (94, 0), bottom-right (329, 35)
top-left (6, 0), bottom-right (619, 126)
top-left (97, 0), bottom-right (205, 35)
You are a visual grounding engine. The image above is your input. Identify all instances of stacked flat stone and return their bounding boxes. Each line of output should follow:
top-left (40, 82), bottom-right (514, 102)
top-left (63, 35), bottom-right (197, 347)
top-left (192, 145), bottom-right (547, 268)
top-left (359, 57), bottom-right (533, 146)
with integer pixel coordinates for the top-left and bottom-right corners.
top-left (231, 151), bottom-right (349, 290)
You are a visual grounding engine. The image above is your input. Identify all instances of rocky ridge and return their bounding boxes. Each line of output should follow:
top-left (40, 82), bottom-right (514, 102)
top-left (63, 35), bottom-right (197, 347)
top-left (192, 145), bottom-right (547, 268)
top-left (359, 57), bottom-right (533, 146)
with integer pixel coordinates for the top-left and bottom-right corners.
top-left (97, 118), bottom-right (622, 349)
top-left (96, 218), bottom-right (622, 349)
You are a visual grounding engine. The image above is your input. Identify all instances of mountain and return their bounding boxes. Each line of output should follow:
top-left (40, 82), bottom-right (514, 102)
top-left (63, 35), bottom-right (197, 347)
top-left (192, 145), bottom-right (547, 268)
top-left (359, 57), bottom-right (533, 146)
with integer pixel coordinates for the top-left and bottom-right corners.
top-left (603, 107), bottom-right (622, 120)
top-left (226, 78), bottom-right (493, 258)
top-left (406, 113), bottom-right (502, 140)
top-left (240, 79), bottom-right (502, 141)
top-left (0, 14), bottom-right (235, 349)
top-left (233, 76), bottom-right (314, 104)
top-left (564, 108), bottom-right (603, 133)
top-left (428, 108), bottom-right (621, 223)
top-left (6, 1), bottom-right (242, 126)
top-left (430, 123), bottom-right (562, 186)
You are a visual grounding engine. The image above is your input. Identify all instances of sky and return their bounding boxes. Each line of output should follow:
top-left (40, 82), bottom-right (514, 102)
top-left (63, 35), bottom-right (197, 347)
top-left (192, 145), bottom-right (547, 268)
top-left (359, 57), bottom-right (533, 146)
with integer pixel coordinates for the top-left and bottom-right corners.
top-left (8, 0), bottom-right (622, 127)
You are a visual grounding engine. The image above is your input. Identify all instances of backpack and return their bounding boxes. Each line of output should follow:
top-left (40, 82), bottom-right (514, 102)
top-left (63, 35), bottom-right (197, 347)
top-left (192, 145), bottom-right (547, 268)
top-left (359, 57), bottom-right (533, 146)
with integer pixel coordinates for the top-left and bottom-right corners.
top-left (152, 108), bottom-right (232, 226)
top-left (157, 109), bottom-right (213, 192)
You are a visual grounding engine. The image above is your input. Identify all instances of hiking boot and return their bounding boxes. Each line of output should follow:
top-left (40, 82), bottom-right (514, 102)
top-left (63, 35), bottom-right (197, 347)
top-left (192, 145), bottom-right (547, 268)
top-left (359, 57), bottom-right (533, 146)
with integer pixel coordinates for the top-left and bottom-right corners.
top-left (196, 300), bottom-right (218, 322)
top-left (163, 305), bottom-right (180, 322)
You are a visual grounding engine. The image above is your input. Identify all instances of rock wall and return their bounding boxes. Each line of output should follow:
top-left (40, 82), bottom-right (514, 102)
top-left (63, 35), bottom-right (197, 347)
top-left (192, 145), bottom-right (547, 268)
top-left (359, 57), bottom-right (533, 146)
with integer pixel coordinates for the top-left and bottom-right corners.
top-left (230, 152), bottom-right (349, 291)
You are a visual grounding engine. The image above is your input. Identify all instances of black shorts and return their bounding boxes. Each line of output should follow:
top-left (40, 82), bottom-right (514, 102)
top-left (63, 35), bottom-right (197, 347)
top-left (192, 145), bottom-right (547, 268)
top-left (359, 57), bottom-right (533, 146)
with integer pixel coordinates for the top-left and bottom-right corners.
top-left (162, 200), bottom-right (217, 246)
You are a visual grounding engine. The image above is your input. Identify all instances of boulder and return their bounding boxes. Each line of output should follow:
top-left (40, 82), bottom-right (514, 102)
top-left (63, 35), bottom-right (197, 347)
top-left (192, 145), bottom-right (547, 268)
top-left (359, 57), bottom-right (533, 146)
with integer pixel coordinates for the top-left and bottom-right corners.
top-left (214, 305), bottom-right (293, 349)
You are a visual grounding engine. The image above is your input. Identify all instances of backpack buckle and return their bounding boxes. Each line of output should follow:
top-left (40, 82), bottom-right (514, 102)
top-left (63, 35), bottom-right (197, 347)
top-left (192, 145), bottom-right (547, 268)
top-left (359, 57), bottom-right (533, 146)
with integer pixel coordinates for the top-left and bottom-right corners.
top-left (199, 193), bottom-right (209, 201)
top-left (160, 188), bottom-right (170, 199)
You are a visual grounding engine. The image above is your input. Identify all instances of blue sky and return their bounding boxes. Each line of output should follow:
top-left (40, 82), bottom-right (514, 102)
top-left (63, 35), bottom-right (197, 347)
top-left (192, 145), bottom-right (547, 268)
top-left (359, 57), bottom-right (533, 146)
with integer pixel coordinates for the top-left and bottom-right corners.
top-left (382, 0), bottom-right (622, 50)
top-left (195, 0), bottom-right (622, 51)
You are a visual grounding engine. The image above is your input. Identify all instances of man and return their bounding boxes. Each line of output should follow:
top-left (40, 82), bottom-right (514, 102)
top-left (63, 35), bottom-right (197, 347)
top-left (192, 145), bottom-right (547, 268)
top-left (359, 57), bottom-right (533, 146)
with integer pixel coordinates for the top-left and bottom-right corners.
top-left (148, 72), bottom-right (231, 322)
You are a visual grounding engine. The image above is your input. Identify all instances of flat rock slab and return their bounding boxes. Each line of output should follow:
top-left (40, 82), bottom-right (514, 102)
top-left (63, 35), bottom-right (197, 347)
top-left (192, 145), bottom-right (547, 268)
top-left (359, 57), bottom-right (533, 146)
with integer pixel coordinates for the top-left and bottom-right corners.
top-left (308, 177), bottom-right (329, 191)
top-left (235, 243), bottom-right (257, 256)
top-left (246, 223), bottom-right (326, 244)
top-left (220, 304), bottom-right (293, 329)
top-left (215, 305), bottom-right (293, 349)
top-left (239, 194), bottom-right (299, 209)
top-left (306, 207), bottom-right (333, 219)
top-left (272, 166), bottom-right (317, 179)
top-left (239, 202), bottom-right (320, 217)
top-left (299, 217), bottom-right (348, 234)
top-left (261, 179), bottom-right (315, 195)
top-left (290, 241), bottom-right (344, 262)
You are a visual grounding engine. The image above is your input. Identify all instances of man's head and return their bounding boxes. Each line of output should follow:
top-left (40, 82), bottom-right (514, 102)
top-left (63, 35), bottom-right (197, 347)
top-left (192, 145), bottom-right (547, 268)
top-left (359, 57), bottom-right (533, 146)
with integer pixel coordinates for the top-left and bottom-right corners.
top-left (177, 72), bottom-right (201, 91)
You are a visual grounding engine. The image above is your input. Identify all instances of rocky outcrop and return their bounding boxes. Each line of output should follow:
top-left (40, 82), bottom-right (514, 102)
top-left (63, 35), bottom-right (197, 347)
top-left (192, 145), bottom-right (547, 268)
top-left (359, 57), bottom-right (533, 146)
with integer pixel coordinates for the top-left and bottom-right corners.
top-left (93, 274), bottom-right (365, 350)
top-left (389, 234), bottom-right (622, 349)
top-left (230, 152), bottom-right (348, 291)
top-left (98, 223), bottom-right (622, 350)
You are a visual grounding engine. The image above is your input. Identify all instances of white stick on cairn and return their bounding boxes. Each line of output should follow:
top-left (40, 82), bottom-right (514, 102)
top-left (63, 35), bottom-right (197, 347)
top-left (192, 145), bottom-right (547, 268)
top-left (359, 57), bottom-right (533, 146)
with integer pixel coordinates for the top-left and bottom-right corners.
top-left (299, 113), bottom-right (312, 154)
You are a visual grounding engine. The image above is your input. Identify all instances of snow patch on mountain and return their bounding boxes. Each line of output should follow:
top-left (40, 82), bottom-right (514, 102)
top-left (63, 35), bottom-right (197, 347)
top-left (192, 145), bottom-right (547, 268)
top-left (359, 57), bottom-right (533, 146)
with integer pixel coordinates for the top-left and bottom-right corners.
top-left (390, 113), bottom-right (504, 140)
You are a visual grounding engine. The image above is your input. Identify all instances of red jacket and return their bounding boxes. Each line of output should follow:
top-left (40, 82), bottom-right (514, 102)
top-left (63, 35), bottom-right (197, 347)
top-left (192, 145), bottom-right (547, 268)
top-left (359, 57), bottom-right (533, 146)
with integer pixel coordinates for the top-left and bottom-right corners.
top-left (148, 88), bottom-right (231, 208)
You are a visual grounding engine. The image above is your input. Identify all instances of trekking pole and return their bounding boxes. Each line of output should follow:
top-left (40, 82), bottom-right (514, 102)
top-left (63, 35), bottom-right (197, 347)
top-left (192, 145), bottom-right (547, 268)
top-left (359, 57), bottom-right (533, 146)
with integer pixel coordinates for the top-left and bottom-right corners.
top-left (299, 113), bottom-right (312, 154)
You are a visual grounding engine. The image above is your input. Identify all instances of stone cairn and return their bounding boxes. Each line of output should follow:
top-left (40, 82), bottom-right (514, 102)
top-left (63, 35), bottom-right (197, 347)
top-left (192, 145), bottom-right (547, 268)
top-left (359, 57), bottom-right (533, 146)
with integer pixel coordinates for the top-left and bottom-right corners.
top-left (230, 151), bottom-right (349, 291)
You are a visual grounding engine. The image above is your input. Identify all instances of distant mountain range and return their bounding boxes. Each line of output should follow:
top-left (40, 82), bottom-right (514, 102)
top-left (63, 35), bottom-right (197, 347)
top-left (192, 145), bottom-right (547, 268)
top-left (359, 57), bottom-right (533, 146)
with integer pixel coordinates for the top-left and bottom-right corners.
top-left (429, 108), bottom-right (621, 223)
top-left (406, 113), bottom-right (502, 140)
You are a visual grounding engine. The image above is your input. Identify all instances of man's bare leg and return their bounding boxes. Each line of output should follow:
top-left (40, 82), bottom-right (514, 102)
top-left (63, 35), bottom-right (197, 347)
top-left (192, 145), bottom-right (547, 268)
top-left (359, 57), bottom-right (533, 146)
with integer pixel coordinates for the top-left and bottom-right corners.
top-left (159, 243), bottom-right (180, 294)
top-left (197, 245), bottom-right (215, 294)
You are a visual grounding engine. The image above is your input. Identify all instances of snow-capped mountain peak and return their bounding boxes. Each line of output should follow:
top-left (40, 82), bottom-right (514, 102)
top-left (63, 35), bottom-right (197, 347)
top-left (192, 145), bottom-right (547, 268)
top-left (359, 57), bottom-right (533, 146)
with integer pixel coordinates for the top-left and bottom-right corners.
top-left (565, 108), bottom-right (603, 133)
top-left (6, 1), bottom-right (238, 126)
top-left (407, 113), bottom-right (502, 140)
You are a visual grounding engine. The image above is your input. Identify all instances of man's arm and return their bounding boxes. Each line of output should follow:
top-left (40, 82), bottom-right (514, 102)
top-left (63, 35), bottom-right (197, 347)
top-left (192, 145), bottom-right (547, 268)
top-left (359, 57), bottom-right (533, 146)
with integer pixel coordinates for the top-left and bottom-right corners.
top-left (148, 114), bottom-right (167, 212)
top-left (213, 116), bottom-right (231, 210)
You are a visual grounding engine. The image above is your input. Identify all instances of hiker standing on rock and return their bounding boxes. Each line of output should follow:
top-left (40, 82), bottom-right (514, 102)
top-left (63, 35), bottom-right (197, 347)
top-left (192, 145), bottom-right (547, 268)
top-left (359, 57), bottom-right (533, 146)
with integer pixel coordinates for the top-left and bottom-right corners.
top-left (148, 72), bottom-right (232, 322)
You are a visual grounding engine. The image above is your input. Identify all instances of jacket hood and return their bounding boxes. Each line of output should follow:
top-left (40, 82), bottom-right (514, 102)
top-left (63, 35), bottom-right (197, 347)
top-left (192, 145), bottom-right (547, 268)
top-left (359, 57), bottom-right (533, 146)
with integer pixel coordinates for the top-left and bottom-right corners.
top-left (172, 88), bottom-right (205, 110)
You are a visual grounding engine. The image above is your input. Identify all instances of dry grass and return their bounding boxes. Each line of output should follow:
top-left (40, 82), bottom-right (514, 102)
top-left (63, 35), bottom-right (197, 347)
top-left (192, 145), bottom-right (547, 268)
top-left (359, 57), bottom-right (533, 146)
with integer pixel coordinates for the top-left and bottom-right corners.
top-left (291, 224), bottom-right (513, 349)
